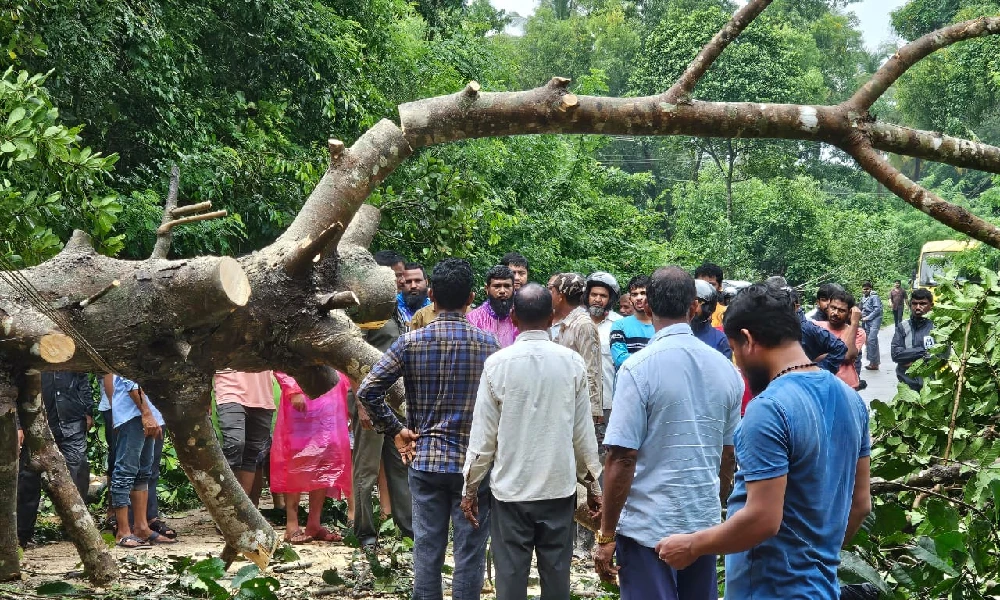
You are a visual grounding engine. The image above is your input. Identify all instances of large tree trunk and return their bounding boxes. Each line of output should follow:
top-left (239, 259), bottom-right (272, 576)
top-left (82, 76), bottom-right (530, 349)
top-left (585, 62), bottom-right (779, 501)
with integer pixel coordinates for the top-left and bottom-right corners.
top-left (16, 372), bottom-right (118, 585)
top-left (0, 371), bottom-right (19, 581)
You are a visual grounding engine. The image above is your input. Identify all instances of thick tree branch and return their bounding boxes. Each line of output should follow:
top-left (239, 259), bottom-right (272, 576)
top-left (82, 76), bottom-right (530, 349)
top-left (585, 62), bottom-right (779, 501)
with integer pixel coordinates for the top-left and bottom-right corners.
top-left (664, 0), bottom-right (774, 103)
top-left (862, 121), bottom-right (1000, 174)
top-left (276, 120), bottom-right (412, 262)
top-left (847, 16), bottom-right (1000, 112)
top-left (844, 139), bottom-right (1000, 248)
top-left (870, 464), bottom-right (966, 495)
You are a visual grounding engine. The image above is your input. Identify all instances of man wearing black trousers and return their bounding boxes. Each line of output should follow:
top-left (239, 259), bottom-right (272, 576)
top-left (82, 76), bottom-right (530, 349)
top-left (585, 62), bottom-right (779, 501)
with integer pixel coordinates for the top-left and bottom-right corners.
top-left (17, 371), bottom-right (94, 547)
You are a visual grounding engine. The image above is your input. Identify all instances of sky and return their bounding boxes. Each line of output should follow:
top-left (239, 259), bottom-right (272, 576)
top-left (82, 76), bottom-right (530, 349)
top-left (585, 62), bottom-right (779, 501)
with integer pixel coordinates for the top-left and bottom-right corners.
top-left (489, 0), bottom-right (910, 51)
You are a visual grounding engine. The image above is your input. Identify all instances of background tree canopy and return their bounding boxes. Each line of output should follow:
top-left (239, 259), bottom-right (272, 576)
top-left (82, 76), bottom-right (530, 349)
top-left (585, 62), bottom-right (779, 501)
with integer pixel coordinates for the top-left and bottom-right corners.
top-left (2, 0), bottom-right (999, 298)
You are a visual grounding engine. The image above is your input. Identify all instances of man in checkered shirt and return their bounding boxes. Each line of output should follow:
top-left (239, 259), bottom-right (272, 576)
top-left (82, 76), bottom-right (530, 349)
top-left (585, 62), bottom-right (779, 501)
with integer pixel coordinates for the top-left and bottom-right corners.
top-left (357, 257), bottom-right (500, 600)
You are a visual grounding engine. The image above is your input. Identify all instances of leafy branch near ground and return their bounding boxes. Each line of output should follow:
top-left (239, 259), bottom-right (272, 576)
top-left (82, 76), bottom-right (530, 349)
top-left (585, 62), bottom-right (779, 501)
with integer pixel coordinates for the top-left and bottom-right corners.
top-left (843, 270), bottom-right (1000, 597)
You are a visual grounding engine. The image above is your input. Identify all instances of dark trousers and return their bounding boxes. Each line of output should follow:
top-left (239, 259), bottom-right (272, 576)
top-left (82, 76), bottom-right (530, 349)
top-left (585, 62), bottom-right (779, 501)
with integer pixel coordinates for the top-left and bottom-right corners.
top-left (616, 535), bottom-right (718, 600)
top-left (17, 417), bottom-right (89, 546)
top-left (491, 495), bottom-right (575, 600)
top-left (893, 306), bottom-right (904, 329)
top-left (409, 468), bottom-right (491, 600)
top-left (350, 399), bottom-right (412, 545)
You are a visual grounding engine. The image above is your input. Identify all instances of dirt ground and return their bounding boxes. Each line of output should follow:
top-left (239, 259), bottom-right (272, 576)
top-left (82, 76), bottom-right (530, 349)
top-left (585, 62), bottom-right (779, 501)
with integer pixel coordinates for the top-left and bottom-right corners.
top-left (11, 505), bottom-right (612, 599)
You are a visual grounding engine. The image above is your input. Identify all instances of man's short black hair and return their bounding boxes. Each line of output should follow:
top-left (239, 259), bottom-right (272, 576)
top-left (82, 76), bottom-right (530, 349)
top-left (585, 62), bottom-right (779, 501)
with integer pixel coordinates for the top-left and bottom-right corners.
top-left (403, 262), bottom-right (426, 278)
top-left (862, 280), bottom-right (873, 289)
top-left (816, 283), bottom-right (839, 301)
top-left (648, 267), bottom-right (696, 319)
top-left (485, 265), bottom-right (515, 286)
top-left (694, 262), bottom-right (724, 283)
top-left (724, 283), bottom-right (802, 348)
top-left (430, 259), bottom-right (474, 310)
top-left (912, 288), bottom-right (933, 303)
top-left (373, 250), bottom-right (405, 267)
top-left (828, 288), bottom-right (855, 310)
top-left (895, 279), bottom-right (902, 285)
top-left (513, 283), bottom-right (551, 324)
top-left (502, 252), bottom-right (529, 273)
top-left (627, 275), bottom-right (651, 293)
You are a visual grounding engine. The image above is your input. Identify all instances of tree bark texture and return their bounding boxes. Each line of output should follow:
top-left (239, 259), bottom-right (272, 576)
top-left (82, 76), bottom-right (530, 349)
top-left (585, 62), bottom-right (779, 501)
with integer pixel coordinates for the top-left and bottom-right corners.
top-left (16, 371), bottom-right (118, 584)
top-left (0, 371), bottom-right (19, 581)
top-left (0, 2), bottom-right (999, 579)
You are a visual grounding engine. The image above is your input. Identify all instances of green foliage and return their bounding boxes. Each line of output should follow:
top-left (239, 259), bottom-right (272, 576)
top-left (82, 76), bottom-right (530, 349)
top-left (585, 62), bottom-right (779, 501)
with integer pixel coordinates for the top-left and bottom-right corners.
top-left (853, 273), bottom-right (1000, 597)
top-left (0, 67), bottom-right (120, 264)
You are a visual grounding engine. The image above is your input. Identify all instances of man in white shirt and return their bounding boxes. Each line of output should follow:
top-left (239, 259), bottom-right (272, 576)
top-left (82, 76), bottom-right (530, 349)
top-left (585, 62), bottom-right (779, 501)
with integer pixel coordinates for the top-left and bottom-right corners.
top-left (461, 283), bottom-right (603, 600)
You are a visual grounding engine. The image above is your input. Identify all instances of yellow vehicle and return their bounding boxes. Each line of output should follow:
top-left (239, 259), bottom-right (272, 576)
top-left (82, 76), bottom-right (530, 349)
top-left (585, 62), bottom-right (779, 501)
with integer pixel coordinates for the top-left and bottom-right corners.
top-left (913, 239), bottom-right (980, 292)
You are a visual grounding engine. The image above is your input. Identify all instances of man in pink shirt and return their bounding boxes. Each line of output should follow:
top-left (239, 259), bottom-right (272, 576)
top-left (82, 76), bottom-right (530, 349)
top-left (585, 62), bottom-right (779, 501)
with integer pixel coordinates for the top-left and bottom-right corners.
top-left (466, 265), bottom-right (518, 348)
top-left (814, 291), bottom-right (866, 391)
top-left (214, 370), bottom-right (276, 506)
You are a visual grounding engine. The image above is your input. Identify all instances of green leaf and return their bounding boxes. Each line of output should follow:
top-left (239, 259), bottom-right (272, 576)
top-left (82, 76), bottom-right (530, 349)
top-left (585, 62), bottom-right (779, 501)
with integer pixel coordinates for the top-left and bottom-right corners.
top-left (910, 537), bottom-right (958, 576)
top-left (274, 543), bottom-right (300, 563)
top-left (7, 106), bottom-right (25, 127)
top-left (871, 502), bottom-right (908, 537)
top-left (322, 567), bottom-right (346, 586)
top-left (232, 564), bottom-right (261, 589)
top-left (236, 576), bottom-right (280, 600)
top-left (0, 141), bottom-right (14, 153)
top-left (36, 581), bottom-right (77, 596)
top-left (838, 550), bottom-right (890, 596)
top-left (189, 556), bottom-right (226, 579)
top-left (441, 563), bottom-right (454, 574)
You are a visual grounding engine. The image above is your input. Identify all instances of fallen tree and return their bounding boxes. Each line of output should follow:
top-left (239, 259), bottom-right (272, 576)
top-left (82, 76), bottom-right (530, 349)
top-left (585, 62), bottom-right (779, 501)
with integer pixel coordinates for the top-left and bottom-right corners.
top-left (2, 0), bottom-right (1000, 583)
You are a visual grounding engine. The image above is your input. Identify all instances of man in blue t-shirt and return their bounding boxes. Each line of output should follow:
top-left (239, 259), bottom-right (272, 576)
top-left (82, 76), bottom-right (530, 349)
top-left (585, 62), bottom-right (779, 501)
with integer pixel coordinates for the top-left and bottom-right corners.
top-left (656, 283), bottom-right (871, 600)
top-left (609, 275), bottom-right (654, 370)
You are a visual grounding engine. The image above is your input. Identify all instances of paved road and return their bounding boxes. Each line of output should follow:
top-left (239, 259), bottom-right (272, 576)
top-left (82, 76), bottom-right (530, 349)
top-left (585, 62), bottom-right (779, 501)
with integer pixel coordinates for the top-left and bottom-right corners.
top-left (858, 325), bottom-right (900, 406)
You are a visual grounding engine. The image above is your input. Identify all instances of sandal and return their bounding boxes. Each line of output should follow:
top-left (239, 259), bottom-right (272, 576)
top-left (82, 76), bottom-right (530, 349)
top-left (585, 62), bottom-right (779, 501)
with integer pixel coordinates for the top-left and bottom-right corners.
top-left (149, 519), bottom-right (177, 539)
top-left (117, 535), bottom-right (151, 549)
top-left (284, 529), bottom-right (313, 544)
top-left (308, 527), bottom-right (342, 543)
top-left (145, 531), bottom-right (178, 545)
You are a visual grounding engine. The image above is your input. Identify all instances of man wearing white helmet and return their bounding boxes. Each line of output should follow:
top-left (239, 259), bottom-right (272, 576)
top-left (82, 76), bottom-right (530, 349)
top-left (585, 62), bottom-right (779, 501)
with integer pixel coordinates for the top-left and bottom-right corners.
top-left (693, 279), bottom-right (733, 360)
top-left (586, 272), bottom-right (623, 429)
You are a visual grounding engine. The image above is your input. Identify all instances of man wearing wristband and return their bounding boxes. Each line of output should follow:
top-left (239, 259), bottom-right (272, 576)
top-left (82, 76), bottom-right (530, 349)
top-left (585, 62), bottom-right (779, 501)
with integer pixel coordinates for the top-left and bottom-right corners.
top-left (594, 267), bottom-right (742, 600)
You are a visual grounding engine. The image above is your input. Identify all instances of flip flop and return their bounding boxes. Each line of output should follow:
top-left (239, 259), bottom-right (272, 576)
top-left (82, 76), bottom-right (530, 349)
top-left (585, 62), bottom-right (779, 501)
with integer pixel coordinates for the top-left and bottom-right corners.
top-left (284, 530), bottom-right (314, 544)
top-left (117, 535), bottom-right (152, 549)
top-left (149, 519), bottom-right (177, 539)
top-left (308, 527), bottom-right (342, 542)
top-left (146, 531), bottom-right (178, 545)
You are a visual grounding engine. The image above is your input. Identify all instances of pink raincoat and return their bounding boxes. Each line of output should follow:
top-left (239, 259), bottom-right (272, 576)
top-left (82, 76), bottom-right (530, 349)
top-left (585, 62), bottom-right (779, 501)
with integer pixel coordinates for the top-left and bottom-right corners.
top-left (270, 371), bottom-right (352, 499)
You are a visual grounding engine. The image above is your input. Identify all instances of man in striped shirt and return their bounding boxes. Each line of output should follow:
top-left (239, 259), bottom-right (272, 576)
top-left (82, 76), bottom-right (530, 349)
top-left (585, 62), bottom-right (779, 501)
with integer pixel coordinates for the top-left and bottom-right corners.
top-left (357, 258), bottom-right (500, 600)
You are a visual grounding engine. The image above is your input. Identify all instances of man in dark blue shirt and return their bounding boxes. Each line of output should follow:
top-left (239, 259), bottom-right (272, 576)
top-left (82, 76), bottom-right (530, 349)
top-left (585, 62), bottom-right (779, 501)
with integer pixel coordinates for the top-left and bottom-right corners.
top-left (692, 279), bottom-right (732, 359)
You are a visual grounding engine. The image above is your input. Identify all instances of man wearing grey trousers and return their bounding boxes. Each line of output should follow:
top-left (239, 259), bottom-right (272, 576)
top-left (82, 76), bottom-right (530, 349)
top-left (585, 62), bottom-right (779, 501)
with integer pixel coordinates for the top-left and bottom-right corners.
top-left (461, 283), bottom-right (603, 600)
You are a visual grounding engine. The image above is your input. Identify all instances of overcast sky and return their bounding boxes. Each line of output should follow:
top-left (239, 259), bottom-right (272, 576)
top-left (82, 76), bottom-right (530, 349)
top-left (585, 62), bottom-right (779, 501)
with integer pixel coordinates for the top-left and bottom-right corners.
top-left (490, 0), bottom-right (909, 50)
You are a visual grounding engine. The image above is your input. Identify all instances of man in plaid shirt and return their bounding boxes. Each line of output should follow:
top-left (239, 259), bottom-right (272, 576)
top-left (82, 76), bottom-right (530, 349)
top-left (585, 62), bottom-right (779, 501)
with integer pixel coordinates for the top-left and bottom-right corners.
top-left (357, 258), bottom-right (500, 600)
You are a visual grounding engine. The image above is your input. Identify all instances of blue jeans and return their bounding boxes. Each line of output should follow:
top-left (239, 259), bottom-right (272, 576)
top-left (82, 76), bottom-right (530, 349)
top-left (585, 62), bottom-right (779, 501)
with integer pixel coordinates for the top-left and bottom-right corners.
top-left (110, 416), bottom-right (155, 508)
top-left (864, 317), bottom-right (882, 365)
top-left (616, 535), bottom-right (717, 600)
top-left (409, 468), bottom-right (491, 600)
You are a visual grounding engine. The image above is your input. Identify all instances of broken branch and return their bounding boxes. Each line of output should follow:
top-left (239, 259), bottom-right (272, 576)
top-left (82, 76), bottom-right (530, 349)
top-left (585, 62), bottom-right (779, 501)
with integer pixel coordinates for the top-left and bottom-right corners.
top-left (77, 279), bottom-right (120, 309)
top-left (170, 201), bottom-right (214, 218)
top-left (156, 210), bottom-right (228, 235)
top-left (317, 291), bottom-right (360, 312)
top-left (283, 221), bottom-right (345, 276)
top-left (151, 165), bottom-right (182, 260)
top-left (664, 0), bottom-right (775, 103)
top-left (848, 16), bottom-right (1000, 112)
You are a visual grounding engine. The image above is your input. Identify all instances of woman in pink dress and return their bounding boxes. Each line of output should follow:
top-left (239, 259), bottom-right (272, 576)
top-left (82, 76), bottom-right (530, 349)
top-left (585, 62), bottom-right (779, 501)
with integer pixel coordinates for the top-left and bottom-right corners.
top-left (271, 371), bottom-right (352, 543)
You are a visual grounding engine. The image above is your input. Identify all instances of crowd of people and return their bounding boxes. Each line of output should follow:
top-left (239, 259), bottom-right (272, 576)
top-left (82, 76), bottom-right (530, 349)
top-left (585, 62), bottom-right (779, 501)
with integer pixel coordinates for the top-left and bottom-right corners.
top-left (13, 249), bottom-right (946, 600)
